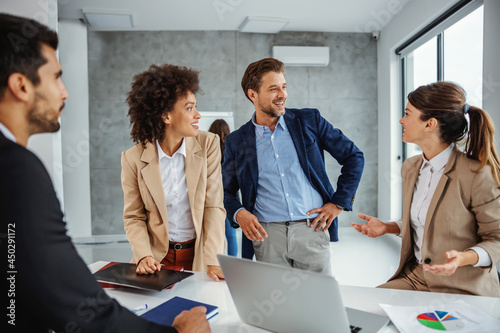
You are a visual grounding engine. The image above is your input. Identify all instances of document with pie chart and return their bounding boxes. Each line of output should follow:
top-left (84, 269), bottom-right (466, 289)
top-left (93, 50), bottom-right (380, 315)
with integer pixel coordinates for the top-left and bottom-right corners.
top-left (416, 311), bottom-right (464, 330)
top-left (380, 302), bottom-right (500, 333)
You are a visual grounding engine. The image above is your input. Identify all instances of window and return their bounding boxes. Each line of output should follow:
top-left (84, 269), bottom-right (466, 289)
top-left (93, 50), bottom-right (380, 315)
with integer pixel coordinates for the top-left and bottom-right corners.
top-left (399, 2), bottom-right (483, 160)
top-left (444, 7), bottom-right (483, 108)
top-left (404, 37), bottom-right (438, 158)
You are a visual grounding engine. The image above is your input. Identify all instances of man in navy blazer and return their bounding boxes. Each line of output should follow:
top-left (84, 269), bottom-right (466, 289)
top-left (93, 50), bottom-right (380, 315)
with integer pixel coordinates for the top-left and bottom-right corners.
top-left (223, 58), bottom-right (364, 273)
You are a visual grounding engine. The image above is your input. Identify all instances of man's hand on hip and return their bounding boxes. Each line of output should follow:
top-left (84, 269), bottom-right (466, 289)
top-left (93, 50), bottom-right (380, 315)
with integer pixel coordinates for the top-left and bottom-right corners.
top-left (307, 203), bottom-right (342, 231)
top-left (236, 209), bottom-right (268, 241)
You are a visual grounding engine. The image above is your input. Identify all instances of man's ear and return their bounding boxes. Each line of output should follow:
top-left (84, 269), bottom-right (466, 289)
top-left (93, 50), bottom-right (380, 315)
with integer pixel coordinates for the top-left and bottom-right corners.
top-left (248, 89), bottom-right (257, 103)
top-left (7, 73), bottom-right (33, 102)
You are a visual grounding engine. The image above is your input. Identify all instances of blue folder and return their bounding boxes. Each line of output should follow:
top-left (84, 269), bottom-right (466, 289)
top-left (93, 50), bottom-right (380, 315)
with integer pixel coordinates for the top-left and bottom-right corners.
top-left (140, 296), bottom-right (218, 326)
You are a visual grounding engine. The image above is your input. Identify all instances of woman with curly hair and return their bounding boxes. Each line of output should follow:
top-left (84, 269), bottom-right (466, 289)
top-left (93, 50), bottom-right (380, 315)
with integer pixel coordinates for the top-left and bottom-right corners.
top-left (352, 81), bottom-right (500, 296)
top-left (121, 64), bottom-right (225, 281)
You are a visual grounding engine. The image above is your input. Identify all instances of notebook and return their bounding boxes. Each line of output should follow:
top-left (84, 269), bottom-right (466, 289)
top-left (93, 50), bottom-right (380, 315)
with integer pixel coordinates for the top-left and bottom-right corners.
top-left (93, 263), bottom-right (193, 291)
top-left (217, 254), bottom-right (390, 333)
top-left (140, 296), bottom-right (218, 326)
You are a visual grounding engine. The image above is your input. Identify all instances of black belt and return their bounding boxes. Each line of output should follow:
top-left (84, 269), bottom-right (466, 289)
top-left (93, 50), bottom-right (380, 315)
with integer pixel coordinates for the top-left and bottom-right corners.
top-left (261, 219), bottom-right (312, 226)
top-left (169, 239), bottom-right (196, 251)
top-left (283, 218), bottom-right (312, 226)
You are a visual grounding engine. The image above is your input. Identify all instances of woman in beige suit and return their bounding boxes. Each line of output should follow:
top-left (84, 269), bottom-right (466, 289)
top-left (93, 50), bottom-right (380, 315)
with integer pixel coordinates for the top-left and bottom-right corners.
top-left (121, 64), bottom-right (225, 281)
top-left (351, 81), bottom-right (500, 296)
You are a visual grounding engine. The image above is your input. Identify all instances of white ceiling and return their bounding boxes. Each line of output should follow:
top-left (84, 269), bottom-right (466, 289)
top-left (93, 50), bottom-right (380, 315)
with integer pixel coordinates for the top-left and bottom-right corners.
top-left (58, 0), bottom-right (412, 33)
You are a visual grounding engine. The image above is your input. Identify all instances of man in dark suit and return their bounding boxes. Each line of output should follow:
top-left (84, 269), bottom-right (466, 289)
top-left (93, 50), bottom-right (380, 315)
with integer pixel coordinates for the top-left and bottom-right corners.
top-left (0, 13), bottom-right (209, 333)
top-left (223, 58), bottom-right (364, 273)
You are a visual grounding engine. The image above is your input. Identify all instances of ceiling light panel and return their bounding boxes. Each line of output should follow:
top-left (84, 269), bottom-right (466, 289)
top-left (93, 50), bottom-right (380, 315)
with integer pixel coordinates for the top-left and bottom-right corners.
top-left (239, 16), bottom-right (290, 34)
top-left (82, 9), bottom-right (134, 30)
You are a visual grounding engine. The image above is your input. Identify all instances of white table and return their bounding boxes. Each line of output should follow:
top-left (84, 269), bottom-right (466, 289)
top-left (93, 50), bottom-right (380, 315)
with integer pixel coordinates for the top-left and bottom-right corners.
top-left (89, 261), bottom-right (500, 332)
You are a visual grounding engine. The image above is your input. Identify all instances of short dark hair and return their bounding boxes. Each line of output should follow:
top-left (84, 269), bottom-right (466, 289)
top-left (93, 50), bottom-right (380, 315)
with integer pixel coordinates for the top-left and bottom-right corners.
top-left (241, 58), bottom-right (284, 102)
top-left (0, 13), bottom-right (58, 98)
top-left (126, 64), bottom-right (200, 145)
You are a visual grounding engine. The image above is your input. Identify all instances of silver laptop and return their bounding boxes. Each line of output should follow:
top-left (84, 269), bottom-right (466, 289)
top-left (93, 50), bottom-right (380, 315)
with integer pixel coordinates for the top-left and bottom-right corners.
top-left (218, 254), bottom-right (389, 333)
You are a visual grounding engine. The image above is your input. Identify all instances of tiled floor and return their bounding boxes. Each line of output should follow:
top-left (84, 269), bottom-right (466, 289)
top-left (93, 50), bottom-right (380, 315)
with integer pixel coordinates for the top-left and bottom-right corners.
top-left (75, 227), bottom-right (402, 288)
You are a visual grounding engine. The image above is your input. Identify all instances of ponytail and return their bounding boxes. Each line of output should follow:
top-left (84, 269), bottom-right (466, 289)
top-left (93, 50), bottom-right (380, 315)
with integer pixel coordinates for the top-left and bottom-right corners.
top-left (465, 106), bottom-right (500, 185)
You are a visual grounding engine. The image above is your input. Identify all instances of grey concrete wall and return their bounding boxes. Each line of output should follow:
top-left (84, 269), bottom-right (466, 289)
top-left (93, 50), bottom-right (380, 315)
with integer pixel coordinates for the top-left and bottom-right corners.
top-left (88, 30), bottom-right (378, 235)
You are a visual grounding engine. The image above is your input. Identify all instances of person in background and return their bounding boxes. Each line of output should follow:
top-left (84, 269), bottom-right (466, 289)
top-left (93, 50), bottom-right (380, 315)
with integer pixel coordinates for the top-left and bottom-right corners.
top-left (351, 81), bottom-right (500, 296)
top-left (223, 57), bottom-right (364, 274)
top-left (0, 13), bottom-right (209, 332)
top-left (208, 119), bottom-right (238, 256)
top-left (122, 64), bottom-right (225, 281)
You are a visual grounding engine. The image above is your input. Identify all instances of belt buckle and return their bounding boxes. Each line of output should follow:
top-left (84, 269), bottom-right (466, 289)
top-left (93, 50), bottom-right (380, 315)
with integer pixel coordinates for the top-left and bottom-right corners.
top-left (174, 243), bottom-right (182, 251)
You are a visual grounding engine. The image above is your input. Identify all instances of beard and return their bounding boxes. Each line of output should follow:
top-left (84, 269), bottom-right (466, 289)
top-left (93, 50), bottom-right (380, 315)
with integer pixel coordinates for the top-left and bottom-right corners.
top-left (28, 92), bottom-right (62, 134)
top-left (259, 101), bottom-right (285, 118)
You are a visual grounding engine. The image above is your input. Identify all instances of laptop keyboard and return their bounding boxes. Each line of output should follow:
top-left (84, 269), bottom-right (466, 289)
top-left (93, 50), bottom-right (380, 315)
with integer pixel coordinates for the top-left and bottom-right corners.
top-left (350, 325), bottom-right (362, 333)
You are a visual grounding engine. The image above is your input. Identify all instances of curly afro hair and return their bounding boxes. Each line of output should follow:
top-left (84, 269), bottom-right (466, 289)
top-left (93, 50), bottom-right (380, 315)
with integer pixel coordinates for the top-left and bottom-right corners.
top-left (126, 64), bottom-right (200, 145)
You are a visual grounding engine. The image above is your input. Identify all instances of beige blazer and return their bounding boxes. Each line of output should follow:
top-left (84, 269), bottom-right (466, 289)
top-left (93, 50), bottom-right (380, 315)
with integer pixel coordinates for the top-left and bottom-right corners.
top-left (121, 131), bottom-right (225, 272)
top-left (390, 147), bottom-right (500, 297)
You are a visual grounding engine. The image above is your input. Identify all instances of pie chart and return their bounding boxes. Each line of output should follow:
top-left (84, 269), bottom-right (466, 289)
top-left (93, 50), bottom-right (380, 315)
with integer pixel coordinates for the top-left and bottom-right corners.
top-left (417, 311), bottom-right (465, 331)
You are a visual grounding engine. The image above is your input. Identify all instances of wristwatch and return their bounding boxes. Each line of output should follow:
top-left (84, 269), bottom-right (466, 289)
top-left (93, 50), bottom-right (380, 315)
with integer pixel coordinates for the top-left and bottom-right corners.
top-left (335, 204), bottom-right (346, 211)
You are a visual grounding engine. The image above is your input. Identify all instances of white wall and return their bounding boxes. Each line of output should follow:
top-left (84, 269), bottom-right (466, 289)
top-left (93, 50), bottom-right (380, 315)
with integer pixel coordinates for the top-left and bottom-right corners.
top-left (0, 0), bottom-right (64, 207)
top-left (377, 0), bottom-right (460, 221)
top-left (0, 0), bottom-right (56, 20)
top-left (59, 20), bottom-right (92, 238)
top-left (483, 0), bottom-right (500, 146)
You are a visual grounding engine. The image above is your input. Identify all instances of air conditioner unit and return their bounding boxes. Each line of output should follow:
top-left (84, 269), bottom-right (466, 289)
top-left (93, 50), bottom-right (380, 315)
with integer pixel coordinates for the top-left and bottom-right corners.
top-left (272, 46), bottom-right (330, 67)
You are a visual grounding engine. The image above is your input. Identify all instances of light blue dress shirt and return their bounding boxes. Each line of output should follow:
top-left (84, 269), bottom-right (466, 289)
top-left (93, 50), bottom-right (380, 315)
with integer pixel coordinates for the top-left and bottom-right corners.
top-left (249, 114), bottom-right (323, 222)
top-left (0, 122), bottom-right (16, 142)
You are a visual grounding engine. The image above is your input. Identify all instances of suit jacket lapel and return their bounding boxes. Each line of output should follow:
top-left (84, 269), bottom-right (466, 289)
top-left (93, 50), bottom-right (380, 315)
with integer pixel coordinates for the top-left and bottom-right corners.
top-left (140, 142), bottom-right (170, 227)
top-left (185, 137), bottom-right (202, 230)
top-left (242, 122), bottom-right (258, 191)
top-left (423, 148), bottom-right (458, 236)
top-left (401, 156), bottom-right (422, 256)
top-left (284, 111), bottom-right (310, 179)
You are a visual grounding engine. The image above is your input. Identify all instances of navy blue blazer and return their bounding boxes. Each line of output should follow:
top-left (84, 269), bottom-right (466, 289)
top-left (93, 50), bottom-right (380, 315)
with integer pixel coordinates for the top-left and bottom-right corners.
top-left (222, 108), bottom-right (364, 258)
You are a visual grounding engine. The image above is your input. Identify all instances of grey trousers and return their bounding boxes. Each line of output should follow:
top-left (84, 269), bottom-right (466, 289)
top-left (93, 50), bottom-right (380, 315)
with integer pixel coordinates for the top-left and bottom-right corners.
top-left (252, 220), bottom-right (332, 275)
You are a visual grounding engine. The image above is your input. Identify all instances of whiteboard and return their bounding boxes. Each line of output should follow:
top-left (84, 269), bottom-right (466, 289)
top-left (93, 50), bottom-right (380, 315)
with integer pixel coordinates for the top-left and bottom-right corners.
top-left (198, 112), bottom-right (235, 132)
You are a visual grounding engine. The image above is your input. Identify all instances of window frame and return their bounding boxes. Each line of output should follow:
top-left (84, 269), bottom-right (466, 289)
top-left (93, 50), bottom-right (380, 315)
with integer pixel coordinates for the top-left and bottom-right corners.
top-left (398, 0), bottom-right (483, 161)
